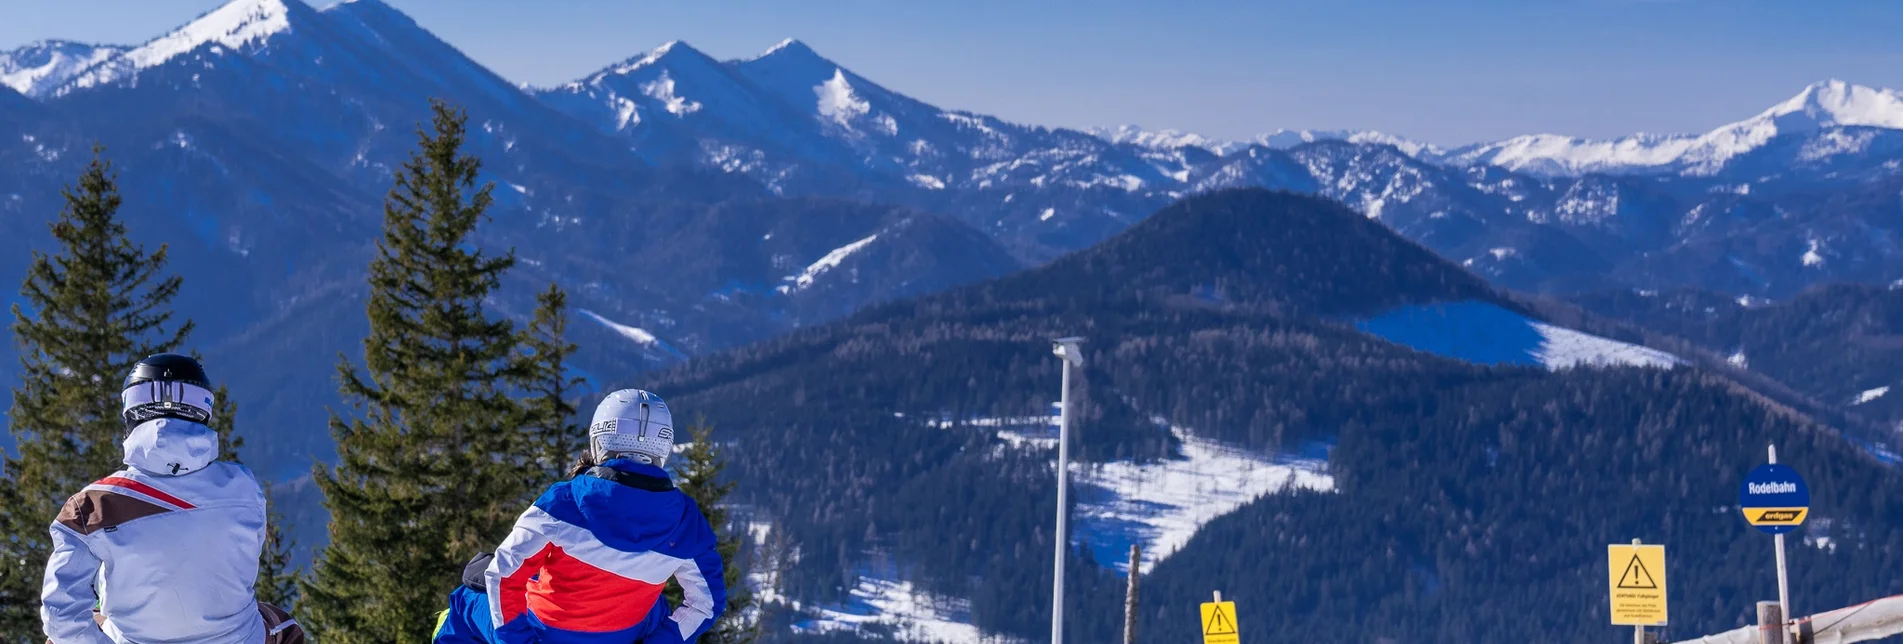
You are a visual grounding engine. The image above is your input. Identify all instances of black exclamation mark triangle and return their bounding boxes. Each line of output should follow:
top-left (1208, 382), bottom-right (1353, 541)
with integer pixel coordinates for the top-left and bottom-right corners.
top-left (1205, 604), bottom-right (1238, 635)
top-left (1617, 553), bottom-right (1657, 589)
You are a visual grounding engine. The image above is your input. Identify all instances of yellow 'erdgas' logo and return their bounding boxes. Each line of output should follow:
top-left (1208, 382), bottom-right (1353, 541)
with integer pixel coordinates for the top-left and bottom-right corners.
top-left (1742, 508), bottom-right (1808, 525)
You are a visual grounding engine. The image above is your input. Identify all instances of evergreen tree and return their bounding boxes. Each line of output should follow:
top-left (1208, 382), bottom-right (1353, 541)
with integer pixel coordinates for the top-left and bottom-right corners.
top-left (0, 147), bottom-right (191, 637)
top-left (254, 482), bottom-right (301, 611)
top-left (301, 100), bottom-right (533, 642)
top-left (671, 418), bottom-right (758, 644)
top-left (518, 284), bottom-right (583, 483)
top-left (206, 384), bottom-right (300, 611)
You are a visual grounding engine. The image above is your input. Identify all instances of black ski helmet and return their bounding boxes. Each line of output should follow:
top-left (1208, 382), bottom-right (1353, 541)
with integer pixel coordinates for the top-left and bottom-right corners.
top-left (121, 353), bottom-right (214, 427)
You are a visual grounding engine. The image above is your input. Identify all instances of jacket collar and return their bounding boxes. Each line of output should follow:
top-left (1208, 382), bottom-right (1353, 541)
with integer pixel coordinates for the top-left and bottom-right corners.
top-left (586, 458), bottom-right (674, 491)
top-left (122, 418), bottom-right (218, 477)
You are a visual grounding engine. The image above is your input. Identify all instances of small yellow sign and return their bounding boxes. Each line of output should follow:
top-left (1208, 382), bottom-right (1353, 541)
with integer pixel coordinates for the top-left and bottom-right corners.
top-left (1607, 544), bottom-right (1668, 626)
top-left (1200, 600), bottom-right (1240, 644)
top-left (1742, 507), bottom-right (1809, 526)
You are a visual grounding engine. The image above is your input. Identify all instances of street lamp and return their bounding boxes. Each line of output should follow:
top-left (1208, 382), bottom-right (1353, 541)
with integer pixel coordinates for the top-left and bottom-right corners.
top-left (1050, 337), bottom-right (1084, 644)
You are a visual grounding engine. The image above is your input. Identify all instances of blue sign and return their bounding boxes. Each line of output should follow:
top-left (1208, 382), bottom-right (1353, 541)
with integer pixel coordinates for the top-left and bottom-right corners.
top-left (1738, 463), bottom-right (1809, 534)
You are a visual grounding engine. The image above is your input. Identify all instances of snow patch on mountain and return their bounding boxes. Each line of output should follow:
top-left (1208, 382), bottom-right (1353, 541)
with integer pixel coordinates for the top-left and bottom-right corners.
top-left (72, 0), bottom-right (300, 89)
top-left (1357, 301), bottom-right (1682, 371)
top-left (1855, 386), bottom-right (1890, 405)
top-left (1076, 426), bottom-right (1332, 575)
top-left (640, 70), bottom-right (701, 115)
top-left (0, 41), bottom-right (126, 97)
top-left (578, 309), bottom-right (686, 360)
top-left (1802, 239), bottom-right (1826, 267)
top-left (933, 406), bottom-right (1334, 576)
top-left (814, 69), bottom-right (870, 129)
top-left (779, 234), bottom-right (878, 293)
top-left (790, 578), bottom-right (1010, 643)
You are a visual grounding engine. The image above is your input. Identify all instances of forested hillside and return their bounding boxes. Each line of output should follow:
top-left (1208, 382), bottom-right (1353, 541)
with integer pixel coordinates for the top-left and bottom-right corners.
top-left (641, 188), bottom-right (1903, 642)
top-left (1575, 284), bottom-right (1903, 432)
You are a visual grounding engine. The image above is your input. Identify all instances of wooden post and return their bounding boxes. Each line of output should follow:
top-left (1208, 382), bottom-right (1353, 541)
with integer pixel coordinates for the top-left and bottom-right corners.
top-left (1633, 538), bottom-right (1647, 644)
top-left (1759, 600), bottom-right (1787, 644)
top-left (1124, 545), bottom-right (1141, 644)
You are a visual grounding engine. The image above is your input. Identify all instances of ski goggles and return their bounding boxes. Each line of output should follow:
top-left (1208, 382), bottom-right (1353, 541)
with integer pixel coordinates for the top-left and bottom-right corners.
top-left (121, 380), bottom-right (216, 427)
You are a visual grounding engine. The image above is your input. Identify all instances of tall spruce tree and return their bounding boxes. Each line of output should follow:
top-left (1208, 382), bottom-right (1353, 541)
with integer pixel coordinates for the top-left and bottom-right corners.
top-left (0, 147), bottom-right (191, 637)
top-left (672, 419), bottom-right (759, 644)
top-left (518, 284), bottom-right (582, 483)
top-left (254, 481), bottom-right (301, 610)
top-left (300, 100), bottom-right (535, 642)
top-left (206, 385), bottom-right (300, 611)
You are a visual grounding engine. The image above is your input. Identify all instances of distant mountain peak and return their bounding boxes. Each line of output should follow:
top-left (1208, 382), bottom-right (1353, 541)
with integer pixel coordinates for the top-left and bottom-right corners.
top-left (1448, 79), bottom-right (1903, 176)
top-left (1760, 79), bottom-right (1903, 131)
top-left (66, 0), bottom-right (313, 90)
top-left (755, 38), bottom-right (817, 61)
top-left (0, 39), bottom-right (127, 97)
top-left (321, 0), bottom-right (418, 27)
top-left (566, 40), bottom-right (718, 89)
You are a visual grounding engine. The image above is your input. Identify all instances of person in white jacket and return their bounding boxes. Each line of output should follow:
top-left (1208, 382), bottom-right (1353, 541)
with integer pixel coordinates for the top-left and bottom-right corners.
top-left (41, 353), bottom-right (302, 644)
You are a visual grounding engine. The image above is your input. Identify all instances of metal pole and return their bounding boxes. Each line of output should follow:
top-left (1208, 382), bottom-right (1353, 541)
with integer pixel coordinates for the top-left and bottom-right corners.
top-left (1052, 349), bottom-right (1074, 644)
top-left (1770, 444), bottom-right (1791, 623)
top-left (1634, 538), bottom-right (1646, 644)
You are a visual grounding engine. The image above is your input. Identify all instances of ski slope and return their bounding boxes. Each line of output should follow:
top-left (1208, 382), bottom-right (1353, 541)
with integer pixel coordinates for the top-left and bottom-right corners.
top-left (1075, 427), bottom-right (1333, 574)
top-left (789, 578), bottom-right (1020, 643)
top-left (931, 408), bottom-right (1334, 573)
top-left (1356, 300), bottom-right (1682, 370)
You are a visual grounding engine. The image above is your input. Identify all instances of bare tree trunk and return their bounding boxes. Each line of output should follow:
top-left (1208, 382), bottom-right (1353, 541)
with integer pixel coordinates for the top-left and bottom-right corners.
top-left (1124, 544), bottom-right (1141, 644)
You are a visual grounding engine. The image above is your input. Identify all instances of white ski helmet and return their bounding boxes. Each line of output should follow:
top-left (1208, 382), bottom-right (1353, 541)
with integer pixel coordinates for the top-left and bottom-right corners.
top-left (589, 389), bottom-right (675, 465)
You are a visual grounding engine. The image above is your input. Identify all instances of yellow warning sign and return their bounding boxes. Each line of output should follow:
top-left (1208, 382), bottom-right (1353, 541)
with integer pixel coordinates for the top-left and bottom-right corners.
top-left (1607, 544), bottom-right (1668, 626)
top-left (1200, 600), bottom-right (1240, 644)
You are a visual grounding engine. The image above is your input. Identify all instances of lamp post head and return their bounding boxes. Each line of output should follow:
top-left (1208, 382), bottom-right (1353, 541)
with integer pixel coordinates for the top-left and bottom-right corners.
top-left (1052, 337), bottom-right (1085, 367)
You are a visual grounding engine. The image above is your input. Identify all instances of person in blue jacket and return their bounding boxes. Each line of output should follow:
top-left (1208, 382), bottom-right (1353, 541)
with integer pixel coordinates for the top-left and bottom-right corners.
top-left (434, 389), bottom-right (725, 644)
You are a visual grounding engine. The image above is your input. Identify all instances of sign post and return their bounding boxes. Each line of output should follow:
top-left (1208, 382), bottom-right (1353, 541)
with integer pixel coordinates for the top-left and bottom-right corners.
top-left (1740, 444), bottom-right (1808, 623)
top-left (1201, 591), bottom-right (1240, 644)
top-left (1608, 540), bottom-right (1668, 630)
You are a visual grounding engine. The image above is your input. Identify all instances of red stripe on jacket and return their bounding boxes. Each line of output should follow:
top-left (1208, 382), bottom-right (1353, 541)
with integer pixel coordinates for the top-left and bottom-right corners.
top-left (522, 545), bottom-right (667, 632)
top-left (95, 477), bottom-right (196, 509)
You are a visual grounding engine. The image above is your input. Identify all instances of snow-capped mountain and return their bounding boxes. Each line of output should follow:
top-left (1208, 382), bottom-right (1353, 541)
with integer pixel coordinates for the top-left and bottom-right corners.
top-left (0, 0), bottom-right (1021, 480)
top-left (4, 0), bottom-right (1903, 483)
top-left (538, 38), bottom-right (1188, 200)
top-left (1088, 124), bottom-right (1444, 157)
top-left (0, 40), bottom-right (124, 97)
top-left (1442, 80), bottom-right (1903, 177)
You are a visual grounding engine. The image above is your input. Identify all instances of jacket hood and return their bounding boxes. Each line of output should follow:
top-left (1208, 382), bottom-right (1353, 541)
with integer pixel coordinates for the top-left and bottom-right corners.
top-left (123, 418), bottom-right (218, 476)
top-left (569, 458), bottom-right (699, 552)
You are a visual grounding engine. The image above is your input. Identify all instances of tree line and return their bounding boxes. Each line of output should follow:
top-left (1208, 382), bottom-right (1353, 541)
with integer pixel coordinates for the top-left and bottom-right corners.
top-left (0, 100), bottom-right (755, 643)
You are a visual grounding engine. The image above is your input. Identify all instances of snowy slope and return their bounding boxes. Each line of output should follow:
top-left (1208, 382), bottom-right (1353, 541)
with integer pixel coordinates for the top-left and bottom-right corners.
top-left (0, 40), bottom-right (125, 97)
top-left (1444, 80), bottom-right (1903, 176)
top-left (1356, 300), bottom-right (1681, 370)
top-left (64, 0), bottom-right (303, 92)
top-left (933, 408), bottom-right (1334, 574)
top-left (1076, 427), bottom-right (1332, 574)
top-left (578, 309), bottom-right (688, 361)
top-left (789, 578), bottom-right (1016, 643)
top-left (778, 233), bottom-right (878, 293)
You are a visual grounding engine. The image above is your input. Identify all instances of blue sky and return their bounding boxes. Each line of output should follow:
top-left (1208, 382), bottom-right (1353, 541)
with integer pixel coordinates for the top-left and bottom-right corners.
top-left (1, 0), bottom-right (1899, 145)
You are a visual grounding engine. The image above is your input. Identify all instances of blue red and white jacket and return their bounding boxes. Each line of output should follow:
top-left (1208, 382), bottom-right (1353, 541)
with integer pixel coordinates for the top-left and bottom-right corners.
top-left (485, 459), bottom-right (726, 644)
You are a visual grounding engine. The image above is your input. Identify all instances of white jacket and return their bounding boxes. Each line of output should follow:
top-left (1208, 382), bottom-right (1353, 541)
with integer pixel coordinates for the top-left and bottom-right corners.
top-left (42, 418), bottom-right (268, 644)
